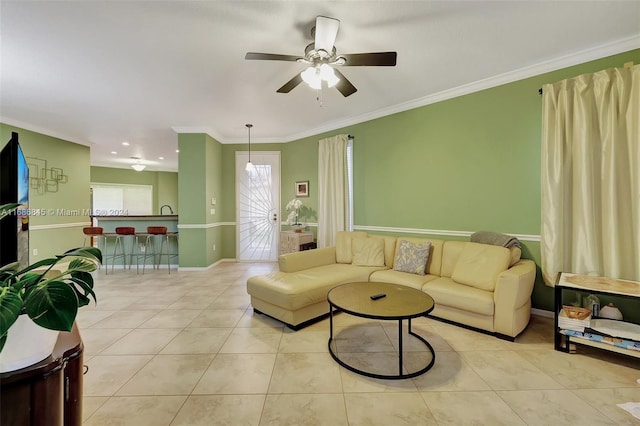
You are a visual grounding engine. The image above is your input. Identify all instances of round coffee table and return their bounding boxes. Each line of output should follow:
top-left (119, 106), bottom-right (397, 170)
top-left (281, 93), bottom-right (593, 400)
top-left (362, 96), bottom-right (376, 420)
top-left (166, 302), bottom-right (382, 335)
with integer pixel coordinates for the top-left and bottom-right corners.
top-left (327, 281), bottom-right (435, 380)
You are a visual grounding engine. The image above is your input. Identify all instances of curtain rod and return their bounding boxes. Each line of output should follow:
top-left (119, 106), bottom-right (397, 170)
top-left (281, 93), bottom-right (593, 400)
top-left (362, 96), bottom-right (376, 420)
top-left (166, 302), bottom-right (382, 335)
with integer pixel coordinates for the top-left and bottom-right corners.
top-left (539, 62), bottom-right (634, 96)
top-left (317, 134), bottom-right (354, 144)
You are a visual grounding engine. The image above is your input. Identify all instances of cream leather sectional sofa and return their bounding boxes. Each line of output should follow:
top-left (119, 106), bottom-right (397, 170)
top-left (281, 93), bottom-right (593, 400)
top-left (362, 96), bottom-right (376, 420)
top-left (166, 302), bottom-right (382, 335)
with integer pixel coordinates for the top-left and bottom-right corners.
top-left (247, 231), bottom-right (536, 340)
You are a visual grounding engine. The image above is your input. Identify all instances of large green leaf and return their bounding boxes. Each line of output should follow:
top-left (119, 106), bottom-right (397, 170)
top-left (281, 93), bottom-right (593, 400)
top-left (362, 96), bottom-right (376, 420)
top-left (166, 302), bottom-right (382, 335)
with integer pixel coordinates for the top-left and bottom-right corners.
top-left (0, 287), bottom-right (22, 337)
top-left (69, 274), bottom-right (96, 304)
top-left (67, 257), bottom-right (99, 274)
top-left (24, 281), bottom-right (78, 332)
top-left (63, 247), bottom-right (103, 265)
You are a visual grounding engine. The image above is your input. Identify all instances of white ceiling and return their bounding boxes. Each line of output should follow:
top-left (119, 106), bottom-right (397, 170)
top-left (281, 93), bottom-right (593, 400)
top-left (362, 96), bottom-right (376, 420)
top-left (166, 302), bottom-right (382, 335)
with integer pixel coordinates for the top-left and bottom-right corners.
top-left (1, 1), bottom-right (639, 172)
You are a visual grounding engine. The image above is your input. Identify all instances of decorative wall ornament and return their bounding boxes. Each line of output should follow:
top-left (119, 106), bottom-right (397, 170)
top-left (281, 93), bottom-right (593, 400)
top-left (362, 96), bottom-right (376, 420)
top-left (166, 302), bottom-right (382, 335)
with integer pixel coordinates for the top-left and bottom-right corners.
top-left (295, 181), bottom-right (309, 197)
top-left (26, 157), bottom-right (68, 194)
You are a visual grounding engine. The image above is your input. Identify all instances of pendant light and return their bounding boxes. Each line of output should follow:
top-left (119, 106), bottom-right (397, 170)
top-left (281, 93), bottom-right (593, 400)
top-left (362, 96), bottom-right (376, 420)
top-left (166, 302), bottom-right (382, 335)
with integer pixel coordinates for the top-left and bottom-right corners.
top-left (245, 124), bottom-right (254, 172)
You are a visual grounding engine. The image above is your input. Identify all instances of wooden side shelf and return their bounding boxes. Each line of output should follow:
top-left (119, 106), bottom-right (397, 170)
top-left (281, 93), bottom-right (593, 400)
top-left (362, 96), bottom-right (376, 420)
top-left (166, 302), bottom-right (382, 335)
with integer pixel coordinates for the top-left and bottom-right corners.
top-left (554, 273), bottom-right (640, 358)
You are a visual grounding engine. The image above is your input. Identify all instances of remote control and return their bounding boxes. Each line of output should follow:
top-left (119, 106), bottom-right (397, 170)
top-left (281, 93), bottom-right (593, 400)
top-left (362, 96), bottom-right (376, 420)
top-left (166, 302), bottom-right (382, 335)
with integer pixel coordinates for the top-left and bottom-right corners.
top-left (370, 293), bottom-right (386, 300)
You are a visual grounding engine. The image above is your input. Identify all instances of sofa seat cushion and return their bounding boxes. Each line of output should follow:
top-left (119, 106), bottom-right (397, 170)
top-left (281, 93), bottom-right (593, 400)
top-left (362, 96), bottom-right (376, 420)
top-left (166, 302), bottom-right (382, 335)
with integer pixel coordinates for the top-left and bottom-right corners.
top-left (247, 264), bottom-right (385, 311)
top-left (369, 270), bottom-right (438, 290)
top-left (423, 277), bottom-right (494, 316)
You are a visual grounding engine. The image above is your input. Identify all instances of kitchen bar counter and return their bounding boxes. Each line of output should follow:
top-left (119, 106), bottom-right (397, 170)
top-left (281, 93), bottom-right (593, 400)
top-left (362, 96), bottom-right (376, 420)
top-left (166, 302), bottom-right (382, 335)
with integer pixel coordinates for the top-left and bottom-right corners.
top-left (91, 215), bottom-right (179, 269)
top-left (93, 215), bottom-right (178, 220)
top-left (93, 215), bottom-right (178, 232)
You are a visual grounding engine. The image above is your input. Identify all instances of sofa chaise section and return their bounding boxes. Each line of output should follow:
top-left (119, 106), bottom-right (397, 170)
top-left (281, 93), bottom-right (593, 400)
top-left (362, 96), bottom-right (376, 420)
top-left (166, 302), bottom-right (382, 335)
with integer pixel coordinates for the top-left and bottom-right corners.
top-left (247, 246), bottom-right (386, 329)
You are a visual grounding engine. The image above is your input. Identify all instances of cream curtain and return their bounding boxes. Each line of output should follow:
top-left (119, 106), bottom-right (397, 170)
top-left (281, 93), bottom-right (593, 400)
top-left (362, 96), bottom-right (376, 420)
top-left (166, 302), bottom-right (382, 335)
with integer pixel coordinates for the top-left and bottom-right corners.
top-left (317, 134), bottom-right (349, 248)
top-left (541, 64), bottom-right (640, 285)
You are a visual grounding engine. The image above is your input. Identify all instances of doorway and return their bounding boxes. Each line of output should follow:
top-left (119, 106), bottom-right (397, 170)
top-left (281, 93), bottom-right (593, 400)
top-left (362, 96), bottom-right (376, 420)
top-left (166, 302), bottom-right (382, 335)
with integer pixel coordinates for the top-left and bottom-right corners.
top-left (235, 151), bottom-right (280, 261)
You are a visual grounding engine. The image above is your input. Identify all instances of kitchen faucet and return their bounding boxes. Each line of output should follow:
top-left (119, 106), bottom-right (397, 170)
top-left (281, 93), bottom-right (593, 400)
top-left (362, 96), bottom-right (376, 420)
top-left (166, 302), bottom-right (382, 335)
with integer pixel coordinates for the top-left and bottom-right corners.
top-left (160, 204), bottom-right (174, 215)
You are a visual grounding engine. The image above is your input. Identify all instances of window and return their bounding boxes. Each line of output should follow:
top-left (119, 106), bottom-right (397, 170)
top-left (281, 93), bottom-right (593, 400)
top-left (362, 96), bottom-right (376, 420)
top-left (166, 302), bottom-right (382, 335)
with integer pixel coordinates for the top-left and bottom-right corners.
top-left (91, 183), bottom-right (152, 215)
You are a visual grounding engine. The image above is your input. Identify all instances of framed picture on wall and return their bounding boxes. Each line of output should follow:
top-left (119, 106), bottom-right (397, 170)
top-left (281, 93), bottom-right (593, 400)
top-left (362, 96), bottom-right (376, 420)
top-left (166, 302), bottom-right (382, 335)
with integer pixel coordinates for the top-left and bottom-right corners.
top-left (295, 181), bottom-right (309, 197)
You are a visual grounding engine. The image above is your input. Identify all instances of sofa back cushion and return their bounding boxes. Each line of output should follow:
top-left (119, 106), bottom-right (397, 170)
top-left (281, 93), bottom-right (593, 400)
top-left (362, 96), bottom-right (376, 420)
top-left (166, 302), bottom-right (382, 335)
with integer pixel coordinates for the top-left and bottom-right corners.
top-left (451, 242), bottom-right (511, 291)
top-left (352, 237), bottom-right (386, 266)
top-left (441, 241), bottom-right (466, 278)
top-left (336, 231), bottom-right (368, 263)
top-left (381, 235), bottom-right (398, 267)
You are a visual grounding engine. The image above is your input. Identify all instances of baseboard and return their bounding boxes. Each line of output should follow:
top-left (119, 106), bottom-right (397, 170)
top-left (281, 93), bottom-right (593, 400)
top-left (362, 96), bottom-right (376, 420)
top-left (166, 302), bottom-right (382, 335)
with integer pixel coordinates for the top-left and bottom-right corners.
top-left (531, 308), bottom-right (554, 318)
top-left (178, 258), bottom-right (235, 271)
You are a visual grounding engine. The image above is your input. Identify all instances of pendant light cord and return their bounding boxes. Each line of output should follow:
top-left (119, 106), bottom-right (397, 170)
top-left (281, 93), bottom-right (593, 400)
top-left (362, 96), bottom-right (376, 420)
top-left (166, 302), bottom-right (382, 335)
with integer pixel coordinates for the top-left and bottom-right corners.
top-left (246, 123), bottom-right (253, 163)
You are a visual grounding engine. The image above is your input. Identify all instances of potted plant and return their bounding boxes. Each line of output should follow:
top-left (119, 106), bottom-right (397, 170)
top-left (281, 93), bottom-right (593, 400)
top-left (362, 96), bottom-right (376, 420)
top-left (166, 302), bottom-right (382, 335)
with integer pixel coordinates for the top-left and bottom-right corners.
top-left (285, 198), bottom-right (305, 232)
top-left (0, 203), bottom-right (102, 372)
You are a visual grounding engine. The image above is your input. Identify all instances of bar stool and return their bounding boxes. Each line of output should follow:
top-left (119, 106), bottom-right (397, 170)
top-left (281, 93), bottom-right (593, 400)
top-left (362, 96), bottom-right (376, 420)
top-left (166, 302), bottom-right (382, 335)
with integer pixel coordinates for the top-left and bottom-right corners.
top-left (82, 226), bottom-right (106, 250)
top-left (82, 226), bottom-right (109, 272)
top-left (112, 226), bottom-right (138, 273)
top-left (142, 226), bottom-right (178, 274)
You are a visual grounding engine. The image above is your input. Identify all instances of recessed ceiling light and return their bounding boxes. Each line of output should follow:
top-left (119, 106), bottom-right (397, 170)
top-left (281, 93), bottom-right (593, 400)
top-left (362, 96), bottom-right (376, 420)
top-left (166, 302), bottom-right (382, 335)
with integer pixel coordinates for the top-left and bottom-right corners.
top-left (111, 151), bottom-right (117, 155)
top-left (175, 149), bottom-right (179, 153)
top-left (158, 156), bottom-right (164, 160)
top-left (122, 141), bottom-right (130, 146)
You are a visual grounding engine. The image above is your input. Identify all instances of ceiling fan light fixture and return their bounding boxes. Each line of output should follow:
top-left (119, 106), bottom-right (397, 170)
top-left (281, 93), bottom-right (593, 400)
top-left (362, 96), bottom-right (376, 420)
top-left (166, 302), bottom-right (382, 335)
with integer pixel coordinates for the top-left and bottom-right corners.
top-left (320, 64), bottom-right (340, 88)
top-left (131, 163), bottom-right (146, 172)
top-left (301, 66), bottom-right (321, 89)
top-left (301, 64), bottom-right (339, 89)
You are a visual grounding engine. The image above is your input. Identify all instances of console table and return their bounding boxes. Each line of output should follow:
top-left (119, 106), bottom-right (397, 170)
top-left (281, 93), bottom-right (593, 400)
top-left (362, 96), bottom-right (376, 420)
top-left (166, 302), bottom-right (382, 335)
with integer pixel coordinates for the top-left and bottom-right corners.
top-left (280, 231), bottom-right (315, 255)
top-left (0, 323), bottom-right (84, 426)
top-left (554, 273), bottom-right (640, 358)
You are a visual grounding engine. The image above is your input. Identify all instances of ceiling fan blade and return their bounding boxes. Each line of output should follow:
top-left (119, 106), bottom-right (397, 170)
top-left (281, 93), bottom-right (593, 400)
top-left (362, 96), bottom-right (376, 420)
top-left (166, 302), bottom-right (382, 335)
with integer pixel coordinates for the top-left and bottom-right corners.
top-left (245, 52), bottom-right (301, 62)
top-left (314, 16), bottom-right (340, 53)
top-left (340, 52), bottom-right (397, 66)
top-left (276, 73), bottom-right (304, 93)
top-left (332, 68), bottom-right (357, 97)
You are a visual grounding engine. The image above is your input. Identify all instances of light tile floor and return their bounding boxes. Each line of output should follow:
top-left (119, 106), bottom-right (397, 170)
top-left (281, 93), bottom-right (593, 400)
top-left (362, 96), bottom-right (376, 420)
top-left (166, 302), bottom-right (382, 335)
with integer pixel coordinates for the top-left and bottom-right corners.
top-left (79, 262), bottom-right (640, 425)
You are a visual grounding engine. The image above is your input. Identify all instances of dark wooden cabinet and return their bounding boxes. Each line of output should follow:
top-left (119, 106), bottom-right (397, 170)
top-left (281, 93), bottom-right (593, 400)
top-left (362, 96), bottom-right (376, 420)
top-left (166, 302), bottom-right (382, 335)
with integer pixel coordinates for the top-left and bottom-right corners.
top-left (0, 324), bottom-right (83, 426)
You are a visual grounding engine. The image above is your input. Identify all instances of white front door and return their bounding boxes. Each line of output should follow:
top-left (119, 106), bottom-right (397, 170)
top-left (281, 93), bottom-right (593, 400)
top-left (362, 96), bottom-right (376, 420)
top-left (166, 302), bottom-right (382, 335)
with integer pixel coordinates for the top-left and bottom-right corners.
top-left (236, 151), bottom-right (280, 261)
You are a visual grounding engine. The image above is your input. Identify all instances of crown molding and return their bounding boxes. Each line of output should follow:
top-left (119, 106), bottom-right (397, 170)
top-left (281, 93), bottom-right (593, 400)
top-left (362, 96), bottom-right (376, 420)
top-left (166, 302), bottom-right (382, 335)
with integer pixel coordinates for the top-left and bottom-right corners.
top-left (171, 35), bottom-right (640, 144)
top-left (280, 35), bottom-right (640, 143)
top-left (6, 36), bottom-right (638, 149)
top-left (0, 116), bottom-right (89, 147)
top-left (171, 126), bottom-right (224, 142)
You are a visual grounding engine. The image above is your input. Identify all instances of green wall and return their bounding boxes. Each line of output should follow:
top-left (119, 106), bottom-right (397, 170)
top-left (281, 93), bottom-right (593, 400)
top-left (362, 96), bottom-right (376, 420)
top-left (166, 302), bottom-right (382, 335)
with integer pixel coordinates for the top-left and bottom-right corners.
top-left (177, 133), bottom-right (225, 267)
top-left (0, 124), bottom-right (91, 261)
top-left (90, 166), bottom-right (178, 215)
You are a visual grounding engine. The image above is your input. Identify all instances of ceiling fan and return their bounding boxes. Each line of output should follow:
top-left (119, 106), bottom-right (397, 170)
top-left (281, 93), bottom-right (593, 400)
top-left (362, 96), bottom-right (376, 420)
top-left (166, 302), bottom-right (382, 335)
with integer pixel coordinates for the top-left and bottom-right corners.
top-left (245, 16), bottom-right (397, 97)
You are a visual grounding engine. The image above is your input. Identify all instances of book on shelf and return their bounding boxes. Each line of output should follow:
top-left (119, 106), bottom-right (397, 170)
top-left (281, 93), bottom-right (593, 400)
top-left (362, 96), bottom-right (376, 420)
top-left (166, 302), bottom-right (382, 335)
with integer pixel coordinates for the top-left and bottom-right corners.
top-left (558, 309), bottom-right (592, 332)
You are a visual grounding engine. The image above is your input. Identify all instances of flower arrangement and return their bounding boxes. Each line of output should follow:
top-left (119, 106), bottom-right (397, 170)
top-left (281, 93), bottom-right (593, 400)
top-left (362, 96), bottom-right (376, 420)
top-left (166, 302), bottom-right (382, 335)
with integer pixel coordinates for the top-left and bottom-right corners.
top-left (285, 198), bottom-right (304, 225)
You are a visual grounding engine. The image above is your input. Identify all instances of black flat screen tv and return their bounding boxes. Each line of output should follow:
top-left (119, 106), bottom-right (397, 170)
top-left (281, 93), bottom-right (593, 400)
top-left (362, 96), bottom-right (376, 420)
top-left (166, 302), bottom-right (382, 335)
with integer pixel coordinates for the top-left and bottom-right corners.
top-left (0, 132), bottom-right (29, 268)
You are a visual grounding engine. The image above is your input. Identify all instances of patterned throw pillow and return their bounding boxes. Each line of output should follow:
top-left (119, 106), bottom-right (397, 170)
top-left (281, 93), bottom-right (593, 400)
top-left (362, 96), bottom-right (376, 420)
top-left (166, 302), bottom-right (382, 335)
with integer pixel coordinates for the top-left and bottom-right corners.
top-left (393, 240), bottom-right (431, 275)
